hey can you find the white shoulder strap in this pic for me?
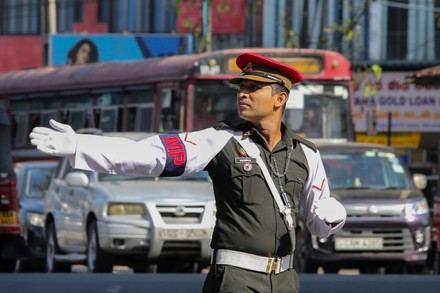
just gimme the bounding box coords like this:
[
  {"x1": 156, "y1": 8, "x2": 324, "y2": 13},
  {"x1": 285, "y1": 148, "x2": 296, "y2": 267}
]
[{"x1": 233, "y1": 131, "x2": 294, "y2": 231}]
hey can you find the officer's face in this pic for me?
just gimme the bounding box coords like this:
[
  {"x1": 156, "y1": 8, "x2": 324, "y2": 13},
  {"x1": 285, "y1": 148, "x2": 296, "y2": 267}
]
[{"x1": 237, "y1": 80, "x2": 277, "y2": 123}]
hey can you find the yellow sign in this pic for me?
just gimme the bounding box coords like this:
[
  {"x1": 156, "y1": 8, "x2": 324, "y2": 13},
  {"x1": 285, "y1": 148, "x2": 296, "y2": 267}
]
[
  {"x1": 227, "y1": 57, "x2": 322, "y2": 74},
  {"x1": 0, "y1": 211, "x2": 17, "y2": 224},
  {"x1": 356, "y1": 132, "x2": 421, "y2": 149}
]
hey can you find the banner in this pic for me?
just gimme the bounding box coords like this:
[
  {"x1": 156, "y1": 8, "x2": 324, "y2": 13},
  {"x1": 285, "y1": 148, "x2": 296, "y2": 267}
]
[
  {"x1": 50, "y1": 34, "x2": 193, "y2": 66},
  {"x1": 354, "y1": 72, "x2": 440, "y2": 132}
]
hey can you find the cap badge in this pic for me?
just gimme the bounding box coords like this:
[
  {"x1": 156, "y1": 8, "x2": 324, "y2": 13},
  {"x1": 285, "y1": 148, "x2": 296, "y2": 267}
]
[{"x1": 243, "y1": 62, "x2": 253, "y2": 73}]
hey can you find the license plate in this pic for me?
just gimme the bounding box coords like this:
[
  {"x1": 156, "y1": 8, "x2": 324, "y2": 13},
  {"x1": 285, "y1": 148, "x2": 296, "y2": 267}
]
[
  {"x1": 0, "y1": 211, "x2": 17, "y2": 224},
  {"x1": 159, "y1": 229, "x2": 209, "y2": 240},
  {"x1": 334, "y1": 237, "x2": 383, "y2": 250}
]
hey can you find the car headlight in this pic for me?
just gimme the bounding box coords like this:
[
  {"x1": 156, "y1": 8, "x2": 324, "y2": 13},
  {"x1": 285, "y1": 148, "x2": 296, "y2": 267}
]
[
  {"x1": 405, "y1": 199, "x2": 429, "y2": 216},
  {"x1": 107, "y1": 203, "x2": 146, "y2": 216},
  {"x1": 27, "y1": 212, "x2": 44, "y2": 227}
]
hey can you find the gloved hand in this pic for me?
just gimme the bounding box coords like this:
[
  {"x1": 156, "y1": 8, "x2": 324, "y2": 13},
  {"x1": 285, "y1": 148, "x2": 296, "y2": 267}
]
[
  {"x1": 314, "y1": 197, "x2": 346, "y2": 224},
  {"x1": 29, "y1": 119, "x2": 78, "y2": 156}
]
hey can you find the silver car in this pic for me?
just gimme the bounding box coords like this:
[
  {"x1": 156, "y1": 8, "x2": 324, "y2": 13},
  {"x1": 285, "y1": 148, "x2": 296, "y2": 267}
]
[{"x1": 43, "y1": 133, "x2": 216, "y2": 273}]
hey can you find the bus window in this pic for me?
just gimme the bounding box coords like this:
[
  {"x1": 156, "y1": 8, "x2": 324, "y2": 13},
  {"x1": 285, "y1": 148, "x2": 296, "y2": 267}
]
[
  {"x1": 28, "y1": 97, "x2": 58, "y2": 138},
  {"x1": 68, "y1": 109, "x2": 87, "y2": 130},
  {"x1": 61, "y1": 95, "x2": 90, "y2": 130},
  {"x1": 159, "y1": 88, "x2": 179, "y2": 132},
  {"x1": 126, "y1": 90, "x2": 155, "y2": 132},
  {"x1": 94, "y1": 92, "x2": 123, "y2": 132},
  {"x1": 11, "y1": 100, "x2": 29, "y2": 146},
  {"x1": 284, "y1": 84, "x2": 351, "y2": 140},
  {"x1": 297, "y1": 99, "x2": 323, "y2": 138},
  {"x1": 138, "y1": 107, "x2": 154, "y2": 132},
  {"x1": 99, "y1": 107, "x2": 119, "y2": 132},
  {"x1": 193, "y1": 96, "x2": 218, "y2": 130},
  {"x1": 11, "y1": 112, "x2": 27, "y2": 146},
  {"x1": 191, "y1": 80, "x2": 238, "y2": 131}
]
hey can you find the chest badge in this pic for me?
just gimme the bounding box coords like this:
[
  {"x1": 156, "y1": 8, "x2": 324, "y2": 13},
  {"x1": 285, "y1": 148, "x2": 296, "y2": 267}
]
[
  {"x1": 239, "y1": 147, "x2": 247, "y2": 157},
  {"x1": 243, "y1": 162, "x2": 253, "y2": 172}
]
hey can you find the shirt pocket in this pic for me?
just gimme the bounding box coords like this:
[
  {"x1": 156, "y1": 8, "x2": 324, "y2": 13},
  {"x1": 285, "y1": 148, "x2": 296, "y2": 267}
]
[
  {"x1": 285, "y1": 169, "x2": 307, "y2": 209},
  {"x1": 230, "y1": 162, "x2": 265, "y2": 204}
]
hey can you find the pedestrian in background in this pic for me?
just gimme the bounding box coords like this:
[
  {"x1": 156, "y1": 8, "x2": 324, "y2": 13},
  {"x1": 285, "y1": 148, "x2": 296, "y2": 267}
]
[{"x1": 30, "y1": 53, "x2": 346, "y2": 293}]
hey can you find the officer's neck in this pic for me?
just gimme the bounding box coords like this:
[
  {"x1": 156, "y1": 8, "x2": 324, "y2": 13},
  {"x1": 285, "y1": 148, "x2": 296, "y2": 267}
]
[{"x1": 251, "y1": 120, "x2": 282, "y2": 151}]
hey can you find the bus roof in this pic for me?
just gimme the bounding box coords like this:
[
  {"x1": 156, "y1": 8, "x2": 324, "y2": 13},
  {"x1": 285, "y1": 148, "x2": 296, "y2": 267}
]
[{"x1": 0, "y1": 48, "x2": 351, "y2": 95}]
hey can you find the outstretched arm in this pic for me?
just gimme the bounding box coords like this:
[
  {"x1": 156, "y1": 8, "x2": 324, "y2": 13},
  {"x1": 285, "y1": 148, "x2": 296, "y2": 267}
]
[{"x1": 30, "y1": 120, "x2": 233, "y2": 177}]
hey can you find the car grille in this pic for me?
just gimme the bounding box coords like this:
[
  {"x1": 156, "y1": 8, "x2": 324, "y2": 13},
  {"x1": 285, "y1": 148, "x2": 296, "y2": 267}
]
[
  {"x1": 345, "y1": 204, "x2": 405, "y2": 218},
  {"x1": 156, "y1": 205, "x2": 205, "y2": 224},
  {"x1": 335, "y1": 228, "x2": 414, "y2": 253},
  {"x1": 161, "y1": 241, "x2": 201, "y2": 256}
]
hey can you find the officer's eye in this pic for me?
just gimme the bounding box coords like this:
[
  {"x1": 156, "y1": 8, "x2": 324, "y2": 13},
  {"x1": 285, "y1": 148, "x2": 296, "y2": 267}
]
[{"x1": 239, "y1": 84, "x2": 260, "y2": 92}]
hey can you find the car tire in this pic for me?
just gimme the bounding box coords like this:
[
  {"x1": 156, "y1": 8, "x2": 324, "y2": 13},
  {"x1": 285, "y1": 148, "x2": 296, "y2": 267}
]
[
  {"x1": 132, "y1": 264, "x2": 157, "y2": 273},
  {"x1": 16, "y1": 258, "x2": 45, "y2": 272},
  {"x1": 0, "y1": 259, "x2": 16, "y2": 272},
  {"x1": 87, "y1": 220, "x2": 113, "y2": 273},
  {"x1": 322, "y1": 265, "x2": 339, "y2": 274},
  {"x1": 45, "y1": 222, "x2": 71, "y2": 273}
]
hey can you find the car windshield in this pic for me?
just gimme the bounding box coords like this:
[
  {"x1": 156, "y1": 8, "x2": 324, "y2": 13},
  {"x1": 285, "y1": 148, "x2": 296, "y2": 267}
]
[
  {"x1": 98, "y1": 171, "x2": 211, "y2": 182},
  {"x1": 321, "y1": 149, "x2": 412, "y2": 190},
  {"x1": 25, "y1": 166, "x2": 56, "y2": 198}
]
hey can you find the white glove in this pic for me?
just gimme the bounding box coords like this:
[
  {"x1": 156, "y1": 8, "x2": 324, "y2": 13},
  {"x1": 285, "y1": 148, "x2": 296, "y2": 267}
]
[
  {"x1": 314, "y1": 197, "x2": 346, "y2": 224},
  {"x1": 29, "y1": 119, "x2": 78, "y2": 156}
]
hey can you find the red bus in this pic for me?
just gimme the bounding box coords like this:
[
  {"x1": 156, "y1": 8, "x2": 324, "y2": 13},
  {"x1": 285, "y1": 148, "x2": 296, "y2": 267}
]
[{"x1": 0, "y1": 48, "x2": 354, "y2": 160}]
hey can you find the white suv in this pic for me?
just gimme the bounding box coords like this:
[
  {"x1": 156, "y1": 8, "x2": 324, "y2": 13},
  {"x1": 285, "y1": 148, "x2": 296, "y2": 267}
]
[{"x1": 43, "y1": 132, "x2": 216, "y2": 273}]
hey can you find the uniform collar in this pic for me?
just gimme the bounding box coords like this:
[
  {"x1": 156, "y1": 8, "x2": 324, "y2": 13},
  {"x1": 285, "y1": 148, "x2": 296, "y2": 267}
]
[{"x1": 239, "y1": 122, "x2": 297, "y2": 152}]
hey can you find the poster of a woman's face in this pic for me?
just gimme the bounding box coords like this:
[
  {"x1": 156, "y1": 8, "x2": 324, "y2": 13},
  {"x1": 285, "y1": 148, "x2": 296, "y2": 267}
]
[{"x1": 67, "y1": 39, "x2": 99, "y2": 65}]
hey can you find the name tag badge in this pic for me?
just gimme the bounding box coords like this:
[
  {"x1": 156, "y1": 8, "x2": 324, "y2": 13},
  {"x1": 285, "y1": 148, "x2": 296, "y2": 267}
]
[
  {"x1": 235, "y1": 157, "x2": 256, "y2": 173},
  {"x1": 235, "y1": 157, "x2": 257, "y2": 164}
]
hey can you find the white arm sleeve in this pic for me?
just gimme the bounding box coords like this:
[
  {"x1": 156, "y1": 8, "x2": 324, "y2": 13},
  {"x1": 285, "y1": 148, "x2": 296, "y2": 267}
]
[
  {"x1": 70, "y1": 127, "x2": 233, "y2": 177},
  {"x1": 300, "y1": 145, "x2": 345, "y2": 238}
]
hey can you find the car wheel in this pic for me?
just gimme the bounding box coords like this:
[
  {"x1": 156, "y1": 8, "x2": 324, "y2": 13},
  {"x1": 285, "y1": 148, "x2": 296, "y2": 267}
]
[
  {"x1": 45, "y1": 222, "x2": 71, "y2": 273},
  {"x1": 133, "y1": 264, "x2": 157, "y2": 273},
  {"x1": 87, "y1": 220, "x2": 113, "y2": 273},
  {"x1": 360, "y1": 267, "x2": 383, "y2": 274},
  {"x1": 322, "y1": 265, "x2": 339, "y2": 274},
  {"x1": 0, "y1": 259, "x2": 16, "y2": 272},
  {"x1": 16, "y1": 259, "x2": 33, "y2": 272}
]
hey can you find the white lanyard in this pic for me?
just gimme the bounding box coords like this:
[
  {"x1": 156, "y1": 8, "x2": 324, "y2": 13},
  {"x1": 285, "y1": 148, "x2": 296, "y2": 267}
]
[{"x1": 233, "y1": 132, "x2": 296, "y2": 252}]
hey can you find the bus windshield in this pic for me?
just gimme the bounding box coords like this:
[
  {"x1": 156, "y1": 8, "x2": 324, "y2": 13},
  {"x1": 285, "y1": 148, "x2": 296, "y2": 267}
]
[
  {"x1": 191, "y1": 80, "x2": 241, "y2": 130},
  {"x1": 284, "y1": 83, "x2": 352, "y2": 140},
  {"x1": 191, "y1": 80, "x2": 353, "y2": 141}
]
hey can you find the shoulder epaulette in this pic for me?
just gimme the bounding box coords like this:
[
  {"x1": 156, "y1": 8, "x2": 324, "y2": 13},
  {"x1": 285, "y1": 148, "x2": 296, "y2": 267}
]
[{"x1": 292, "y1": 133, "x2": 317, "y2": 153}]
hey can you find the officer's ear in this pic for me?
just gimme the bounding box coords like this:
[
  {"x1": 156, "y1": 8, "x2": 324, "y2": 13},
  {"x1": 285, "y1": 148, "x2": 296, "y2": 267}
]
[{"x1": 274, "y1": 91, "x2": 289, "y2": 109}]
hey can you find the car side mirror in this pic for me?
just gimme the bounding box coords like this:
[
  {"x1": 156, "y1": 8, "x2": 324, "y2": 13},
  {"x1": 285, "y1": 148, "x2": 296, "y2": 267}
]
[
  {"x1": 66, "y1": 172, "x2": 89, "y2": 188},
  {"x1": 413, "y1": 173, "x2": 427, "y2": 190}
]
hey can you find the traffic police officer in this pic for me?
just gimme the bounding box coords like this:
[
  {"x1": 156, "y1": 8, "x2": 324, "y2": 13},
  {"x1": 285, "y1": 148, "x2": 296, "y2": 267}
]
[{"x1": 30, "y1": 53, "x2": 346, "y2": 293}]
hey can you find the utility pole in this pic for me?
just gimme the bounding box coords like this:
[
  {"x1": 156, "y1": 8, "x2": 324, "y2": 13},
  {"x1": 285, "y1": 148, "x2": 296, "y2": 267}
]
[
  {"x1": 48, "y1": 0, "x2": 57, "y2": 34},
  {"x1": 202, "y1": 0, "x2": 212, "y2": 52}
]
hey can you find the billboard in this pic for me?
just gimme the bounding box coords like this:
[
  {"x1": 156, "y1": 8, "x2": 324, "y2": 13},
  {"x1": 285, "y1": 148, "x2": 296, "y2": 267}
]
[
  {"x1": 50, "y1": 34, "x2": 194, "y2": 66},
  {"x1": 354, "y1": 72, "x2": 440, "y2": 133}
]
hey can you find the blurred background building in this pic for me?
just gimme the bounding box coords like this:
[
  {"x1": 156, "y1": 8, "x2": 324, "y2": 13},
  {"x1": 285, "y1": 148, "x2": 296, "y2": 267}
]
[{"x1": 1, "y1": 0, "x2": 440, "y2": 180}]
